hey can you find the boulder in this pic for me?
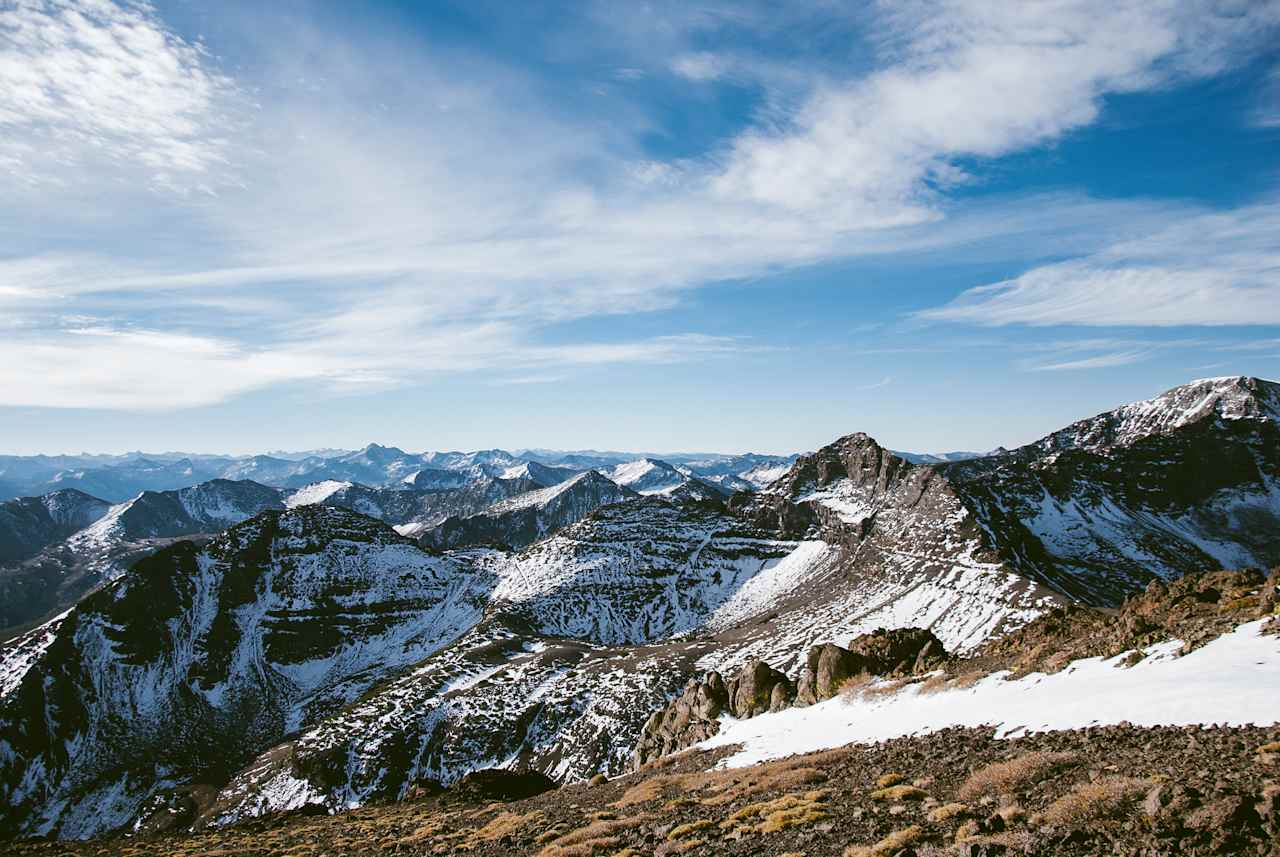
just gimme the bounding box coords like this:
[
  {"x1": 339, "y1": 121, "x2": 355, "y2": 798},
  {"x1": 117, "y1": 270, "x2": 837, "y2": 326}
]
[
  {"x1": 795, "y1": 643, "x2": 868, "y2": 706},
  {"x1": 452, "y1": 768, "x2": 557, "y2": 802},
  {"x1": 726, "y1": 659, "x2": 792, "y2": 718}
]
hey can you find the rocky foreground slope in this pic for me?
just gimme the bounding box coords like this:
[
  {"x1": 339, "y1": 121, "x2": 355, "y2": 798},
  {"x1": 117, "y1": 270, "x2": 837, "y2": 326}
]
[{"x1": 1, "y1": 377, "x2": 1278, "y2": 843}]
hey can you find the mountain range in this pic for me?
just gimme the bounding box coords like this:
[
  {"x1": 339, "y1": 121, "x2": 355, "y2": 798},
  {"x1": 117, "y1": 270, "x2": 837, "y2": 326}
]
[
  {"x1": 0, "y1": 446, "x2": 799, "y2": 504},
  {"x1": 1, "y1": 376, "x2": 1278, "y2": 841}
]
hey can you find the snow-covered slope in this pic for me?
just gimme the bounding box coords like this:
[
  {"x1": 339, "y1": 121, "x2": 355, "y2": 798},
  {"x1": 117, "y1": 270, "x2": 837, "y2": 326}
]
[
  {"x1": 65, "y1": 479, "x2": 284, "y2": 565},
  {"x1": 601, "y1": 458, "x2": 694, "y2": 496},
  {"x1": 0, "y1": 506, "x2": 489, "y2": 840},
  {"x1": 942, "y1": 376, "x2": 1280, "y2": 603},
  {"x1": 0, "y1": 480, "x2": 285, "y2": 636},
  {"x1": 701, "y1": 618, "x2": 1280, "y2": 768},
  {"x1": 498, "y1": 460, "x2": 579, "y2": 486},
  {"x1": 422, "y1": 470, "x2": 637, "y2": 550},
  {"x1": 0, "y1": 490, "x2": 110, "y2": 564}
]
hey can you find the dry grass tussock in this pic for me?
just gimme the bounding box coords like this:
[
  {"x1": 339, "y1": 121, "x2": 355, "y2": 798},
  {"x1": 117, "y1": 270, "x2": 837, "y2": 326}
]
[
  {"x1": 1037, "y1": 776, "x2": 1150, "y2": 828},
  {"x1": 614, "y1": 752, "x2": 838, "y2": 810},
  {"x1": 957, "y1": 751, "x2": 1077, "y2": 801},
  {"x1": 916, "y1": 673, "x2": 951, "y2": 695},
  {"x1": 535, "y1": 813, "x2": 651, "y2": 857},
  {"x1": 720, "y1": 789, "x2": 830, "y2": 835},
  {"x1": 838, "y1": 672, "x2": 875, "y2": 700},
  {"x1": 949, "y1": 670, "x2": 987, "y2": 689},
  {"x1": 868, "y1": 783, "x2": 928, "y2": 802},
  {"x1": 843, "y1": 824, "x2": 924, "y2": 857},
  {"x1": 927, "y1": 802, "x2": 970, "y2": 823}
]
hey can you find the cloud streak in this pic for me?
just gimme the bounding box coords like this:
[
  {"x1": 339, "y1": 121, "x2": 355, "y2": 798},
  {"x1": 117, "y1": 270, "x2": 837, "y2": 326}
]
[{"x1": 917, "y1": 200, "x2": 1280, "y2": 327}]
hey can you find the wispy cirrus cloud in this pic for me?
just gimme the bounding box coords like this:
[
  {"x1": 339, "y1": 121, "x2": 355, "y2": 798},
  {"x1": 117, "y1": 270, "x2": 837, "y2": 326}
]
[
  {"x1": 917, "y1": 200, "x2": 1280, "y2": 327},
  {"x1": 0, "y1": 0, "x2": 242, "y2": 190},
  {"x1": 1028, "y1": 350, "x2": 1154, "y2": 372}
]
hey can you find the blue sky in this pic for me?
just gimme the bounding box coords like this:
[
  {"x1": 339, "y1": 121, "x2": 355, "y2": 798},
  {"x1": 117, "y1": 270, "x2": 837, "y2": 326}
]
[{"x1": 1, "y1": 0, "x2": 1279, "y2": 456}]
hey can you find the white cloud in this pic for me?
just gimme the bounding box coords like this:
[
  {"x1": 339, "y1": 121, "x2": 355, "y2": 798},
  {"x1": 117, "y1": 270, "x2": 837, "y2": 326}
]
[
  {"x1": 0, "y1": 0, "x2": 241, "y2": 188},
  {"x1": 711, "y1": 0, "x2": 1280, "y2": 224},
  {"x1": 0, "y1": 322, "x2": 751, "y2": 410},
  {"x1": 918, "y1": 201, "x2": 1280, "y2": 326},
  {"x1": 671, "y1": 52, "x2": 729, "y2": 81}
]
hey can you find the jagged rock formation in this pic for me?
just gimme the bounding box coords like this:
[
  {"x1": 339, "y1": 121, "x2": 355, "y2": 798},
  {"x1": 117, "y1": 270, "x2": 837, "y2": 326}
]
[
  {"x1": 767, "y1": 377, "x2": 1280, "y2": 606},
  {"x1": 632, "y1": 672, "x2": 729, "y2": 765},
  {"x1": 727, "y1": 658, "x2": 794, "y2": 717}
]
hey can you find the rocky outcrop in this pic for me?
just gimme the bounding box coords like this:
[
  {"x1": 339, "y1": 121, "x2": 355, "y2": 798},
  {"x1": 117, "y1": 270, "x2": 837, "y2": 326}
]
[
  {"x1": 633, "y1": 628, "x2": 948, "y2": 768},
  {"x1": 631, "y1": 672, "x2": 728, "y2": 766},
  {"x1": 846, "y1": 627, "x2": 947, "y2": 675},
  {"x1": 793, "y1": 629, "x2": 946, "y2": 706},
  {"x1": 631, "y1": 656, "x2": 797, "y2": 771},
  {"x1": 725, "y1": 491, "x2": 817, "y2": 539}
]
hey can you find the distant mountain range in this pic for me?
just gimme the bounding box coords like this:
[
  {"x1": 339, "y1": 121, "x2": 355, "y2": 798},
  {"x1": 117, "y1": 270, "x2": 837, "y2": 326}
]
[
  {"x1": 2, "y1": 376, "x2": 1278, "y2": 840},
  {"x1": 0, "y1": 445, "x2": 801, "y2": 503}
]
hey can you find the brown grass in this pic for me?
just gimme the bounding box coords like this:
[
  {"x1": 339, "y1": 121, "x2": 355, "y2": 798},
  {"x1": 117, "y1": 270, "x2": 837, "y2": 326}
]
[
  {"x1": 616, "y1": 756, "x2": 830, "y2": 811},
  {"x1": 667, "y1": 819, "x2": 715, "y2": 840},
  {"x1": 861, "y1": 678, "x2": 907, "y2": 699},
  {"x1": 720, "y1": 790, "x2": 829, "y2": 834},
  {"x1": 613, "y1": 775, "x2": 674, "y2": 808},
  {"x1": 957, "y1": 751, "x2": 1077, "y2": 801},
  {"x1": 468, "y1": 810, "x2": 546, "y2": 844},
  {"x1": 1257, "y1": 741, "x2": 1280, "y2": 754},
  {"x1": 536, "y1": 814, "x2": 651, "y2": 857},
  {"x1": 843, "y1": 825, "x2": 924, "y2": 857},
  {"x1": 949, "y1": 670, "x2": 987, "y2": 689},
  {"x1": 867, "y1": 784, "x2": 927, "y2": 802},
  {"x1": 927, "y1": 802, "x2": 970, "y2": 823},
  {"x1": 916, "y1": 673, "x2": 951, "y2": 695},
  {"x1": 1038, "y1": 776, "x2": 1149, "y2": 828},
  {"x1": 875, "y1": 772, "x2": 905, "y2": 788},
  {"x1": 837, "y1": 672, "x2": 876, "y2": 701}
]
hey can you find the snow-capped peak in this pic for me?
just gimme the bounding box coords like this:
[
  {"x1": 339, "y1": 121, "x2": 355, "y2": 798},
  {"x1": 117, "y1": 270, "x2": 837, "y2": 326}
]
[
  {"x1": 1048, "y1": 375, "x2": 1280, "y2": 453},
  {"x1": 487, "y1": 470, "x2": 609, "y2": 513},
  {"x1": 600, "y1": 458, "x2": 686, "y2": 495}
]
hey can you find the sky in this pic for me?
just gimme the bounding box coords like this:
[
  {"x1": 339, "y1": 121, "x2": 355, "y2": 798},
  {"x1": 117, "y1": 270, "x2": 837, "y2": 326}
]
[{"x1": 1, "y1": 0, "x2": 1279, "y2": 457}]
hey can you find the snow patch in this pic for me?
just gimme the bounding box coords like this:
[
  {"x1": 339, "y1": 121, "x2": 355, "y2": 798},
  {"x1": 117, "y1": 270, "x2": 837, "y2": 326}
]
[
  {"x1": 285, "y1": 481, "x2": 352, "y2": 508},
  {"x1": 702, "y1": 619, "x2": 1280, "y2": 768}
]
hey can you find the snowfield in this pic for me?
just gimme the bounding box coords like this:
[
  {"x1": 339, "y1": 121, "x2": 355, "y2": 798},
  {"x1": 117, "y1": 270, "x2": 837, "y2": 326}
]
[
  {"x1": 285, "y1": 481, "x2": 352, "y2": 508},
  {"x1": 701, "y1": 619, "x2": 1280, "y2": 768}
]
